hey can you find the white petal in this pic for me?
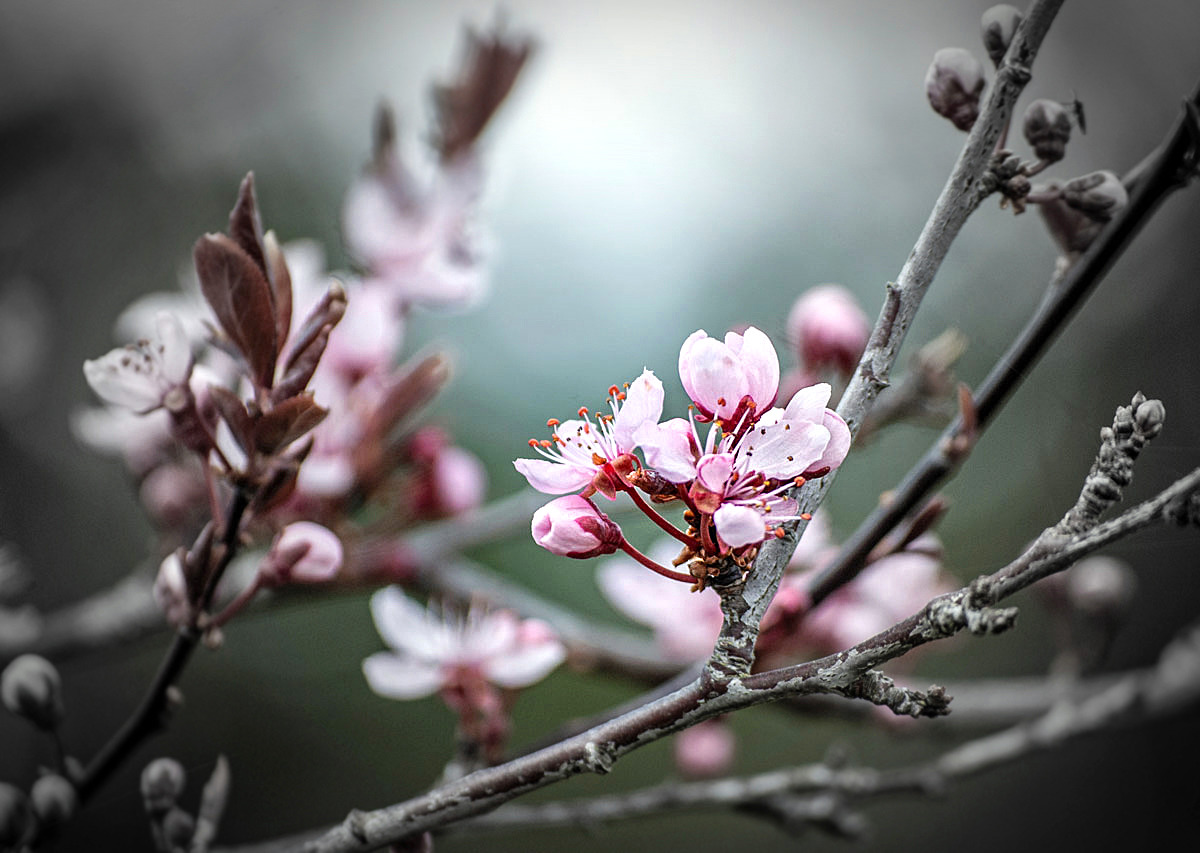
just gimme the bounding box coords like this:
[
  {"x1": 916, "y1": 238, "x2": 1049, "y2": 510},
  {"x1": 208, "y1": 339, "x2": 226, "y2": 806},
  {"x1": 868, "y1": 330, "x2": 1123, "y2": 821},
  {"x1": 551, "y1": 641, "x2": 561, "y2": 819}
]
[
  {"x1": 714, "y1": 504, "x2": 767, "y2": 549},
  {"x1": 154, "y1": 311, "x2": 192, "y2": 384},
  {"x1": 685, "y1": 337, "x2": 747, "y2": 420},
  {"x1": 742, "y1": 420, "x2": 830, "y2": 480},
  {"x1": 483, "y1": 639, "x2": 566, "y2": 688},
  {"x1": 729, "y1": 326, "x2": 779, "y2": 408},
  {"x1": 613, "y1": 369, "x2": 663, "y2": 451},
  {"x1": 781, "y1": 382, "x2": 833, "y2": 423},
  {"x1": 362, "y1": 652, "x2": 445, "y2": 700},
  {"x1": 83, "y1": 351, "x2": 166, "y2": 412},
  {"x1": 370, "y1": 586, "x2": 443, "y2": 660}
]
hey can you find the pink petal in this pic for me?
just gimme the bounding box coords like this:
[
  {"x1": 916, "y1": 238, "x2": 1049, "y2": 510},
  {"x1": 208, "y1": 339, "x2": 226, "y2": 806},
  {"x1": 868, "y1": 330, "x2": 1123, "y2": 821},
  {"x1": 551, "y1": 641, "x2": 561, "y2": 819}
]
[
  {"x1": 742, "y1": 420, "x2": 830, "y2": 480},
  {"x1": 685, "y1": 337, "x2": 748, "y2": 420},
  {"x1": 512, "y1": 458, "x2": 594, "y2": 495},
  {"x1": 781, "y1": 382, "x2": 833, "y2": 423},
  {"x1": 726, "y1": 326, "x2": 779, "y2": 409},
  {"x1": 696, "y1": 453, "x2": 734, "y2": 493},
  {"x1": 634, "y1": 419, "x2": 698, "y2": 483},
  {"x1": 810, "y1": 410, "x2": 851, "y2": 474}
]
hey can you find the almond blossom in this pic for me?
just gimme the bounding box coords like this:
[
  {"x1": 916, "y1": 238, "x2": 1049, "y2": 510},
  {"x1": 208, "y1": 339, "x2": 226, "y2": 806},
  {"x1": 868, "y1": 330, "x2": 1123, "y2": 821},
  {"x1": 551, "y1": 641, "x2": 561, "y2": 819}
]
[
  {"x1": 513, "y1": 369, "x2": 664, "y2": 499},
  {"x1": 362, "y1": 587, "x2": 566, "y2": 700},
  {"x1": 82, "y1": 312, "x2": 193, "y2": 414}
]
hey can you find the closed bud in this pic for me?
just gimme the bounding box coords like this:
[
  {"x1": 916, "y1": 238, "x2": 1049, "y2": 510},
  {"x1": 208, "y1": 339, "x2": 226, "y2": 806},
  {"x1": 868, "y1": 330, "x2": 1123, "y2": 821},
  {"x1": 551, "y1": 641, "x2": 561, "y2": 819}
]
[
  {"x1": 30, "y1": 774, "x2": 76, "y2": 830},
  {"x1": 258, "y1": 522, "x2": 344, "y2": 586},
  {"x1": 531, "y1": 495, "x2": 622, "y2": 558},
  {"x1": 1062, "y1": 170, "x2": 1128, "y2": 222},
  {"x1": 141, "y1": 757, "x2": 186, "y2": 816},
  {"x1": 1, "y1": 654, "x2": 64, "y2": 730},
  {"x1": 0, "y1": 783, "x2": 31, "y2": 847},
  {"x1": 981, "y1": 5, "x2": 1023, "y2": 65},
  {"x1": 1023, "y1": 99, "x2": 1072, "y2": 163},
  {"x1": 925, "y1": 48, "x2": 985, "y2": 132},
  {"x1": 1134, "y1": 398, "x2": 1166, "y2": 439}
]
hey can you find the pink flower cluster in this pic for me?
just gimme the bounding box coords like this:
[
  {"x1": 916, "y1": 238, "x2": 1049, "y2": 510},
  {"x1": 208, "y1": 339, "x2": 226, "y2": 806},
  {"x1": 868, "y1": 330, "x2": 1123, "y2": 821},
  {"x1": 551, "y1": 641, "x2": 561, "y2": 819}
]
[{"x1": 515, "y1": 327, "x2": 851, "y2": 587}]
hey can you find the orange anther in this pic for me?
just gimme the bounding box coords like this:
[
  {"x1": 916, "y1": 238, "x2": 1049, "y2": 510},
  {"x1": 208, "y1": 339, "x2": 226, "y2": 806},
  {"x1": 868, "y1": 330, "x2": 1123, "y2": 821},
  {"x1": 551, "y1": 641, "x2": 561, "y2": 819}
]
[
  {"x1": 547, "y1": 418, "x2": 560, "y2": 427},
  {"x1": 774, "y1": 528, "x2": 786, "y2": 538},
  {"x1": 800, "y1": 512, "x2": 812, "y2": 521},
  {"x1": 527, "y1": 439, "x2": 539, "y2": 447},
  {"x1": 617, "y1": 392, "x2": 626, "y2": 401},
  {"x1": 793, "y1": 476, "x2": 806, "y2": 487},
  {"x1": 578, "y1": 406, "x2": 589, "y2": 417},
  {"x1": 608, "y1": 385, "x2": 620, "y2": 396},
  {"x1": 540, "y1": 440, "x2": 552, "y2": 448}
]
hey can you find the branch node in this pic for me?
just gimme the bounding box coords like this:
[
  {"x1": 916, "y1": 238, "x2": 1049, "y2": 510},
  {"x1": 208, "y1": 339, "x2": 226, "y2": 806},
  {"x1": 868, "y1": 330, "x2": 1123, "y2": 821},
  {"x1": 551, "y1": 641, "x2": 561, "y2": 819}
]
[{"x1": 582, "y1": 741, "x2": 616, "y2": 775}]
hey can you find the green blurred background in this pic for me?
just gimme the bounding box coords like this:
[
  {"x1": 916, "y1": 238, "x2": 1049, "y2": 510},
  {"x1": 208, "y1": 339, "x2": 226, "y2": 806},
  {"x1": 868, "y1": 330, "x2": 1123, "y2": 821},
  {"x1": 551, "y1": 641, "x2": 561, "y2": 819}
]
[{"x1": 2, "y1": 1, "x2": 1200, "y2": 850}]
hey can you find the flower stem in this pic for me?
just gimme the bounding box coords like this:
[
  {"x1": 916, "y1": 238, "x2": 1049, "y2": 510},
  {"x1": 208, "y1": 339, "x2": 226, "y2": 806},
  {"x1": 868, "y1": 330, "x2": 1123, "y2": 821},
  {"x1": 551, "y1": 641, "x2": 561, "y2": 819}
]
[
  {"x1": 617, "y1": 539, "x2": 695, "y2": 584},
  {"x1": 207, "y1": 575, "x2": 263, "y2": 629},
  {"x1": 621, "y1": 486, "x2": 699, "y2": 549}
]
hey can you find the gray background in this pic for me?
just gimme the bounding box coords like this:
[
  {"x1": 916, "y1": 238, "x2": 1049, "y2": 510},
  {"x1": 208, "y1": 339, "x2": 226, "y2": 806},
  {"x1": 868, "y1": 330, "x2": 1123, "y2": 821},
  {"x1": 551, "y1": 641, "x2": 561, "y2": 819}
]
[{"x1": 1, "y1": 1, "x2": 1199, "y2": 850}]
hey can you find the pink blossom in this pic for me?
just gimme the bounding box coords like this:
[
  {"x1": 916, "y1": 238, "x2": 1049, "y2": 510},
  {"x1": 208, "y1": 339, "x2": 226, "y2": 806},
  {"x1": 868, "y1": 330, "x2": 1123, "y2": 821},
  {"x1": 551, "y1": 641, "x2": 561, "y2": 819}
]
[
  {"x1": 794, "y1": 535, "x2": 953, "y2": 654},
  {"x1": 678, "y1": 326, "x2": 779, "y2": 425},
  {"x1": 639, "y1": 384, "x2": 850, "y2": 549},
  {"x1": 786, "y1": 284, "x2": 870, "y2": 376},
  {"x1": 674, "y1": 720, "x2": 735, "y2": 778},
  {"x1": 514, "y1": 369, "x2": 664, "y2": 499},
  {"x1": 597, "y1": 540, "x2": 723, "y2": 661},
  {"x1": 82, "y1": 312, "x2": 192, "y2": 414},
  {"x1": 427, "y1": 445, "x2": 488, "y2": 516},
  {"x1": 343, "y1": 147, "x2": 488, "y2": 310},
  {"x1": 258, "y1": 522, "x2": 343, "y2": 586},
  {"x1": 318, "y1": 282, "x2": 404, "y2": 382},
  {"x1": 531, "y1": 496, "x2": 623, "y2": 559},
  {"x1": 362, "y1": 588, "x2": 566, "y2": 699}
]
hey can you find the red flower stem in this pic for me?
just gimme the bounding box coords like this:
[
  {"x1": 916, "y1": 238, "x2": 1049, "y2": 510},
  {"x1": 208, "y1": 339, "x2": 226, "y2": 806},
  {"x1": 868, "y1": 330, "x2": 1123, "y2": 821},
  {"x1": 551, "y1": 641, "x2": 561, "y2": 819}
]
[
  {"x1": 621, "y1": 486, "x2": 699, "y2": 549},
  {"x1": 617, "y1": 539, "x2": 694, "y2": 584},
  {"x1": 207, "y1": 575, "x2": 263, "y2": 629}
]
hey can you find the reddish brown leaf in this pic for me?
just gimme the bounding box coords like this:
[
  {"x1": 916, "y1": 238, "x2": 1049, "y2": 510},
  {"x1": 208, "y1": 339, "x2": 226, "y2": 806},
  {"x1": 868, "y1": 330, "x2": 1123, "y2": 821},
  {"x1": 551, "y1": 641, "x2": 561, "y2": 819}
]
[
  {"x1": 263, "y1": 230, "x2": 293, "y2": 355},
  {"x1": 207, "y1": 384, "x2": 254, "y2": 456},
  {"x1": 273, "y1": 325, "x2": 330, "y2": 404},
  {"x1": 194, "y1": 233, "x2": 279, "y2": 390},
  {"x1": 254, "y1": 392, "x2": 328, "y2": 455},
  {"x1": 228, "y1": 172, "x2": 268, "y2": 278},
  {"x1": 366, "y1": 353, "x2": 451, "y2": 443},
  {"x1": 432, "y1": 25, "x2": 535, "y2": 162}
]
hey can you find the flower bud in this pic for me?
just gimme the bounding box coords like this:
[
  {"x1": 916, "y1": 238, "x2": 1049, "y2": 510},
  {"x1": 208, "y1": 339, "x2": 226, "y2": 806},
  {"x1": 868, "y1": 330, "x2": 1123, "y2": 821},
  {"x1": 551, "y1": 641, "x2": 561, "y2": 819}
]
[
  {"x1": 141, "y1": 757, "x2": 186, "y2": 816},
  {"x1": 1023, "y1": 99, "x2": 1072, "y2": 163},
  {"x1": 30, "y1": 773, "x2": 76, "y2": 830},
  {"x1": 531, "y1": 496, "x2": 622, "y2": 558},
  {"x1": 153, "y1": 552, "x2": 192, "y2": 628},
  {"x1": 0, "y1": 783, "x2": 31, "y2": 847},
  {"x1": 258, "y1": 522, "x2": 344, "y2": 586},
  {"x1": 981, "y1": 5, "x2": 1023, "y2": 65},
  {"x1": 1134, "y1": 398, "x2": 1166, "y2": 439},
  {"x1": 1065, "y1": 556, "x2": 1136, "y2": 621},
  {"x1": 1062, "y1": 170, "x2": 1128, "y2": 222},
  {"x1": 786, "y1": 284, "x2": 870, "y2": 376},
  {"x1": 1, "y1": 654, "x2": 64, "y2": 730},
  {"x1": 162, "y1": 807, "x2": 196, "y2": 848},
  {"x1": 925, "y1": 48, "x2": 985, "y2": 131}
]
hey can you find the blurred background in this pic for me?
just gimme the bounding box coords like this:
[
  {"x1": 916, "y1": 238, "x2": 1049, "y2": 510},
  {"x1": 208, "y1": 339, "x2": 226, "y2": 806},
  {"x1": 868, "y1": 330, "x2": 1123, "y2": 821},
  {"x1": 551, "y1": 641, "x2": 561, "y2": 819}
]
[{"x1": 2, "y1": 0, "x2": 1200, "y2": 850}]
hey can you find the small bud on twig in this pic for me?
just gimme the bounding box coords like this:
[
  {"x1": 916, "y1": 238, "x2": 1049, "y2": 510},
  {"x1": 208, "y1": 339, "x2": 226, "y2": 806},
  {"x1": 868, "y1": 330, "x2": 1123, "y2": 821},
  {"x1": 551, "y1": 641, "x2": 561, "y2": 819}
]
[
  {"x1": 141, "y1": 758, "x2": 186, "y2": 816},
  {"x1": 981, "y1": 5, "x2": 1023, "y2": 66},
  {"x1": 1, "y1": 654, "x2": 64, "y2": 730},
  {"x1": 1023, "y1": 99, "x2": 1072, "y2": 163},
  {"x1": 926, "y1": 48, "x2": 985, "y2": 132},
  {"x1": 30, "y1": 773, "x2": 76, "y2": 831},
  {"x1": 1061, "y1": 170, "x2": 1128, "y2": 222}
]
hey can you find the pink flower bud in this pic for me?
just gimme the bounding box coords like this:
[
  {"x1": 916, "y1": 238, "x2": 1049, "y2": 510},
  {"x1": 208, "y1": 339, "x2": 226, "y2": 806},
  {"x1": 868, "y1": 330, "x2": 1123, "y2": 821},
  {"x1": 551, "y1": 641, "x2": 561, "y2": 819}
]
[
  {"x1": 926, "y1": 48, "x2": 985, "y2": 131},
  {"x1": 674, "y1": 720, "x2": 735, "y2": 778},
  {"x1": 531, "y1": 495, "x2": 622, "y2": 558},
  {"x1": 259, "y1": 522, "x2": 344, "y2": 585},
  {"x1": 786, "y1": 284, "x2": 870, "y2": 376},
  {"x1": 678, "y1": 326, "x2": 779, "y2": 425}
]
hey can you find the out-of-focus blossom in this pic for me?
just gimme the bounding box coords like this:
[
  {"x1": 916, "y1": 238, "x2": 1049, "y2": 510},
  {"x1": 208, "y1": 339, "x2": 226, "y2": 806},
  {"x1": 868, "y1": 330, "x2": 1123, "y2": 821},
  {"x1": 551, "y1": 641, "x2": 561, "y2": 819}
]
[
  {"x1": 1023, "y1": 99, "x2": 1072, "y2": 164},
  {"x1": 407, "y1": 427, "x2": 488, "y2": 517},
  {"x1": 597, "y1": 539, "x2": 724, "y2": 661},
  {"x1": 0, "y1": 654, "x2": 64, "y2": 731},
  {"x1": 153, "y1": 552, "x2": 192, "y2": 628},
  {"x1": 981, "y1": 4, "x2": 1023, "y2": 65},
  {"x1": 925, "y1": 47, "x2": 985, "y2": 131},
  {"x1": 675, "y1": 720, "x2": 735, "y2": 778},
  {"x1": 514, "y1": 369, "x2": 664, "y2": 499},
  {"x1": 83, "y1": 312, "x2": 192, "y2": 414},
  {"x1": 792, "y1": 535, "x2": 953, "y2": 654},
  {"x1": 318, "y1": 282, "x2": 404, "y2": 382},
  {"x1": 71, "y1": 405, "x2": 174, "y2": 476},
  {"x1": 786, "y1": 284, "x2": 870, "y2": 377},
  {"x1": 362, "y1": 587, "x2": 565, "y2": 700},
  {"x1": 258, "y1": 522, "x2": 343, "y2": 586},
  {"x1": 343, "y1": 141, "x2": 488, "y2": 311},
  {"x1": 531, "y1": 495, "x2": 623, "y2": 558},
  {"x1": 138, "y1": 463, "x2": 208, "y2": 529},
  {"x1": 678, "y1": 327, "x2": 779, "y2": 426}
]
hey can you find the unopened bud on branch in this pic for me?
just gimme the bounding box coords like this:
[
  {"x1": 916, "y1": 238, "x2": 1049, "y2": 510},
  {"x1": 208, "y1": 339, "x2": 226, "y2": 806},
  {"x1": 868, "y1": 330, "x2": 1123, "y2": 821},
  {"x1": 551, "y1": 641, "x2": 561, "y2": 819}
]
[
  {"x1": 1, "y1": 654, "x2": 64, "y2": 730},
  {"x1": 258, "y1": 522, "x2": 344, "y2": 586},
  {"x1": 30, "y1": 774, "x2": 76, "y2": 831},
  {"x1": 1065, "y1": 556, "x2": 1136, "y2": 622},
  {"x1": 926, "y1": 48, "x2": 985, "y2": 131},
  {"x1": 981, "y1": 5, "x2": 1023, "y2": 66},
  {"x1": 1023, "y1": 99, "x2": 1072, "y2": 163},
  {"x1": 532, "y1": 495, "x2": 622, "y2": 558},
  {"x1": 141, "y1": 758, "x2": 186, "y2": 816},
  {"x1": 0, "y1": 783, "x2": 31, "y2": 847},
  {"x1": 1062, "y1": 170, "x2": 1128, "y2": 222}
]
